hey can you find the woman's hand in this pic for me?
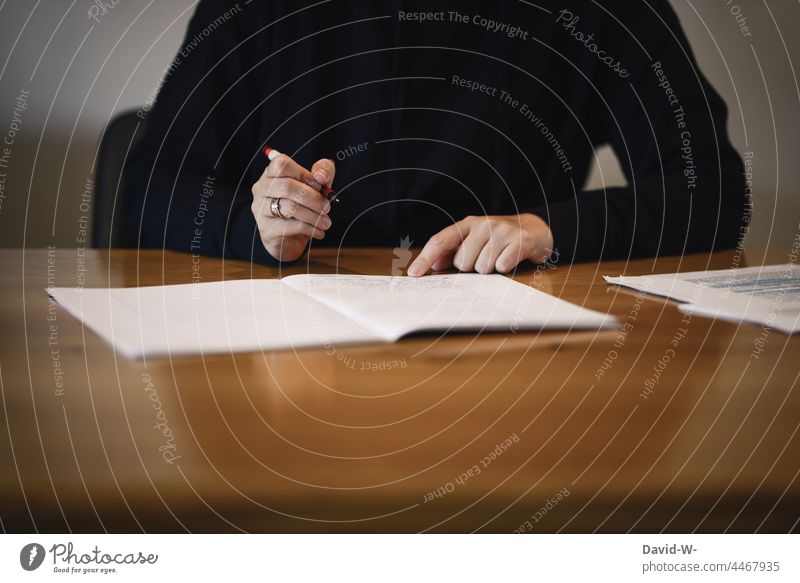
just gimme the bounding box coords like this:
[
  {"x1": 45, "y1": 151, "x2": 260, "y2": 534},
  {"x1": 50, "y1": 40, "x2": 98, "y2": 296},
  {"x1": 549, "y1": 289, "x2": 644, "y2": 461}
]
[
  {"x1": 251, "y1": 154, "x2": 335, "y2": 262},
  {"x1": 407, "y1": 213, "x2": 554, "y2": 276}
]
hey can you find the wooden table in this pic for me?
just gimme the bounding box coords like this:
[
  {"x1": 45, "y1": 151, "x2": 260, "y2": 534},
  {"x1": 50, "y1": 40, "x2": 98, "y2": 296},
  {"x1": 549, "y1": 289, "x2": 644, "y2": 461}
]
[{"x1": 1, "y1": 248, "x2": 798, "y2": 532}]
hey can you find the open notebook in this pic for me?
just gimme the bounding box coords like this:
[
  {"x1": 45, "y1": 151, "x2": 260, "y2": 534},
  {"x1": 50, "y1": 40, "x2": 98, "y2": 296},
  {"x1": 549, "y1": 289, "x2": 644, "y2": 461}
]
[{"x1": 48, "y1": 274, "x2": 618, "y2": 358}]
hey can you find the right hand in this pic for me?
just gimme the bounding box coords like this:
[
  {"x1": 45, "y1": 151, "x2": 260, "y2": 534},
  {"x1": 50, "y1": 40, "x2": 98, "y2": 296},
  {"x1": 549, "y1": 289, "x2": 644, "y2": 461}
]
[{"x1": 251, "y1": 154, "x2": 335, "y2": 262}]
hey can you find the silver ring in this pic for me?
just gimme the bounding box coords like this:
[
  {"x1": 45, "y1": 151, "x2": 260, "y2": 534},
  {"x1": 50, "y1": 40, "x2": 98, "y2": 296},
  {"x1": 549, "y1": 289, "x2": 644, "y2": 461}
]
[{"x1": 270, "y1": 198, "x2": 285, "y2": 219}]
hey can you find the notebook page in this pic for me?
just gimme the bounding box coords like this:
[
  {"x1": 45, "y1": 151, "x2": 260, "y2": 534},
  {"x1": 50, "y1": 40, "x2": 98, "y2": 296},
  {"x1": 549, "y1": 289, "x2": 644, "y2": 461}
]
[
  {"x1": 48, "y1": 279, "x2": 381, "y2": 358},
  {"x1": 282, "y1": 273, "x2": 616, "y2": 341}
]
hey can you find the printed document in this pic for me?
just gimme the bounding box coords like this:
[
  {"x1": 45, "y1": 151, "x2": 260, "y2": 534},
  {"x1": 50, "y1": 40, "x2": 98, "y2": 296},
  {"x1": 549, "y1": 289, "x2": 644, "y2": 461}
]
[{"x1": 605, "y1": 264, "x2": 799, "y2": 334}]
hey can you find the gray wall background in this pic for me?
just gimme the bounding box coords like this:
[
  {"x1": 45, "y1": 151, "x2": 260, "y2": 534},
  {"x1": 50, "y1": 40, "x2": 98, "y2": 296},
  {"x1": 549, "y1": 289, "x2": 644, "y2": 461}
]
[{"x1": 0, "y1": 1, "x2": 797, "y2": 252}]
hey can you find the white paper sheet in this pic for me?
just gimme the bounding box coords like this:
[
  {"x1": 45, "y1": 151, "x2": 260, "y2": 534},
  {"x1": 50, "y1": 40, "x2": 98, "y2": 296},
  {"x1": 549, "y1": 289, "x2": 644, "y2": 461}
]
[
  {"x1": 283, "y1": 273, "x2": 617, "y2": 341},
  {"x1": 48, "y1": 280, "x2": 380, "y2": 358},
  {"x1": 604, "y1": 264, "x2": 800, "y2": 334}
]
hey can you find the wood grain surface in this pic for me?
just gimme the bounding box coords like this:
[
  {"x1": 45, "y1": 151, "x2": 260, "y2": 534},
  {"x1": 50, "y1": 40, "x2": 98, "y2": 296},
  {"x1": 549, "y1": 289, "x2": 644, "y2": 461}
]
[{"x1": 0, "y1": 247, "x2": 797, "y2": 532}]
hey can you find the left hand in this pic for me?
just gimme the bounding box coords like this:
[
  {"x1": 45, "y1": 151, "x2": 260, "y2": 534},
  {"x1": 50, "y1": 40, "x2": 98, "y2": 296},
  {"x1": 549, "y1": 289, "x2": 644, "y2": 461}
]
[{"x1": 407, "y1": 213, "x2": 554, "y2": 276}]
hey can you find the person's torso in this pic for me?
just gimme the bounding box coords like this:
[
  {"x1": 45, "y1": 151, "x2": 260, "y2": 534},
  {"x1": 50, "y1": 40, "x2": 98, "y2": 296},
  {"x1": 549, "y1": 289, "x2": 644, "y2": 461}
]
[{"x1": 248, "y1": 0, "x2": 618, "y2": 246}]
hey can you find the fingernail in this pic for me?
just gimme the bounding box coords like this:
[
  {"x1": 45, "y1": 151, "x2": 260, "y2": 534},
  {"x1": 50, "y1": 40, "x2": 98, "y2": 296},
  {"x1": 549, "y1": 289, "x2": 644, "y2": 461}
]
[
  {"x1": 408, "y1": 264, "x2": 421, "y2": 276},
  {"x1": 313, "y1": 170, "x2": 328, "y2": 183},
  {"x1": 323, "y1": 201, "x2": 331, "y2": 213}
]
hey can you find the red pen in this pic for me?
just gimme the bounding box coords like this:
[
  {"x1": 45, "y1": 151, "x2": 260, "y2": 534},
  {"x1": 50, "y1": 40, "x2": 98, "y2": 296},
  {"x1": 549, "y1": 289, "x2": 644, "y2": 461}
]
[{"x1": 263, "y1": 147, "x2": 338, "y2": 202}]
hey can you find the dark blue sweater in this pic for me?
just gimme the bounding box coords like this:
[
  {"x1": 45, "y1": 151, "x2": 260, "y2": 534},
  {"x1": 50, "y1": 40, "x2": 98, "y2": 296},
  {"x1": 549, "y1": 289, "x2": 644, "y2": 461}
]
[{"x1": 124, "y1": 0, "x2": 746, "y2": 265}]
